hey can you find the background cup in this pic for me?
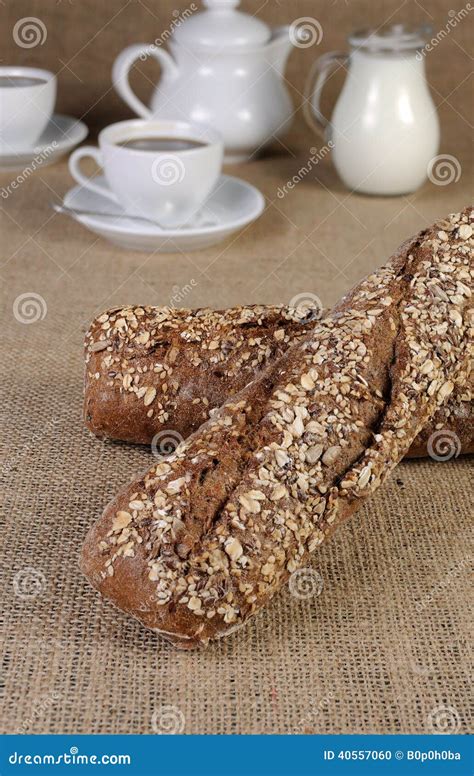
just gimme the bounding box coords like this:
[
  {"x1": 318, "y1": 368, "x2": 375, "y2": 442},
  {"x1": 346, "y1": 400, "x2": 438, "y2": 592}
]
[
  {"x1": 68, "y1": 119, "x2": 223, "y2": 228},
  {"x1": 0, "y1": 67, "x2": 56, "y2": 152}
]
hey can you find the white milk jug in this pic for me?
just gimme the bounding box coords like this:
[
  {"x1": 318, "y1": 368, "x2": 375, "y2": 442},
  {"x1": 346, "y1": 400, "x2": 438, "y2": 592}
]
[{"x1": 305, "y1": 25, "x2": 440, "y2": 195}]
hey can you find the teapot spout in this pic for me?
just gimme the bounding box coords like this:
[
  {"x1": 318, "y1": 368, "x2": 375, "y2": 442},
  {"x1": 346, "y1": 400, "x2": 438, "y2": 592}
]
[{"x1": 266, "y1": 25, "x2": 293, "y2": 76}]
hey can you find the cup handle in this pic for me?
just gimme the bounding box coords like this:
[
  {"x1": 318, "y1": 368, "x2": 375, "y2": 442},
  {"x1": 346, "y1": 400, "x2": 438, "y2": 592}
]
[
  {"x1": 303, "y1": 51, "x2": 348, "y2": 140},
  {"x1": 112, "y1": 43, "x2": 179, "y2": 118},
  {"x1": 68, "y1": 146, "x2": 118, "y2": 204}
]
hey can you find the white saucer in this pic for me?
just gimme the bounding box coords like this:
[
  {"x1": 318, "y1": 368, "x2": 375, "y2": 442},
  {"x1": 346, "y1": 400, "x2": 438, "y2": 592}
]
[
  {"x1": 0, "y1": 114, "x2": 88, "y2": 172},
  {"x1": 62, "y1": 174, "x2": 265, "y2": 252}
]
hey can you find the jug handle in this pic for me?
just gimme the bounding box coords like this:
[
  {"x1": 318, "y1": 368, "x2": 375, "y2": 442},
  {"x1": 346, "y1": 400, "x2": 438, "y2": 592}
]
[
  {"x1": 303, "y1": 51, "x2": 348, "y2": 140},
  {"x1": 112, "y1": 44, "x2": 179, "y2": 119}
]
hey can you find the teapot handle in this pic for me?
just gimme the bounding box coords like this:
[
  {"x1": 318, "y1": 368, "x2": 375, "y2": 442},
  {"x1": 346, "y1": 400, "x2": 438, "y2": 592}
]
[
  {"x1": 303, "y1": 51, "x2": 348, "y2": 140},
  {"x1": 112, "y1": 44, "x2": 179, "y2": 119}
]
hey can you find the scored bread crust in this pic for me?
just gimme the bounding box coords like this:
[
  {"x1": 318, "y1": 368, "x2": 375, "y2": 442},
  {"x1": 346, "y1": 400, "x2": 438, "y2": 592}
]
[
  {"x1": 84, "y1": 304, "x2": 472, "y2": 458},
  {"x1": 81, "y1": 208, "x2": 473, "y2": 648}
]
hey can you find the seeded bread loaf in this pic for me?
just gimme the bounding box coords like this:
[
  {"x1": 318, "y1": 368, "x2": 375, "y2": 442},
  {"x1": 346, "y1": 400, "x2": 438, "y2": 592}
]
[
  {"x1": 406, "y1": 380, "x2": 472, "y2": 458},
  {"x1": 84, "y1": 303, "x2": 473, "y2": 458},
  {"x1": 81, "y1": 208, "x2": 473, "y2": 648},
  {"x1": 84, "y1": 305, "x2": 316, "y2": 445}
]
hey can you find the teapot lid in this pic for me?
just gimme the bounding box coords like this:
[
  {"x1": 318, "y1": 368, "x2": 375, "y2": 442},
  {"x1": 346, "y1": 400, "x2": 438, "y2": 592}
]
[
  {"x1": 173, "y1": 0, "x2": 271, "y2": 49},
  {"x1": 349, "y1": 23, "x2": 432, "y2": 52}
]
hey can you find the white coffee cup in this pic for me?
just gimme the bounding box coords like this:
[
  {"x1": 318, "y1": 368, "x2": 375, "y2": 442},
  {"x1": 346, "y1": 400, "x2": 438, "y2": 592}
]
[
  {"x1": 0, "y1": 67, "x2": 56, "y2": 151},
  {"x1": 68, "y1": 119, "x2": 223, "y2": 228}
]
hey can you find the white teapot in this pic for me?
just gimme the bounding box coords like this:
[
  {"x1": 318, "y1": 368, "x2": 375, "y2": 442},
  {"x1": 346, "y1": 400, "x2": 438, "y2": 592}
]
[
  {"x1": 305, "y1": 25, "x2": 440, "y2": 195},
  {"x1": 112, "y1": 0, "x2": 295, "y2": 163}
]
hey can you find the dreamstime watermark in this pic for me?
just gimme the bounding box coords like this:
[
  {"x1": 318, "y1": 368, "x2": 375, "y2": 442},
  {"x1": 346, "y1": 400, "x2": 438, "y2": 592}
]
[
  {"x1": 394, "y1": 645, "x2": 436, "y2": 678},
  {"x1": 416, "y1": 4, "x2": 473, "y2": 59},
  {"x1": 169, "y1": 279, "x2": 198, "y2": 309},
  {"x1": 426, "y1": 704, "x2": 461, "y2": 734},
  {"x1": 300, "y1": 690, "x2": 335, "y2": 731},
  {"x1": 277, "y1": 142, "x2": 334, "y2": 198},
  {"x1": 140, "y1": 4, "x2": 197, "y2": 58},
  {"x1": 288, "y1": 568, "x2": 324, "y2": 599},
  {"x1": 427, "y1": 429, "x2": 461, "y2": 461},
  {"x1": 415, "y1": 556, "x2": 472, "y2": 612},
  {"x1": 408, "y1": 658, "x2": 435, "y2": 677},
  {"x1": 13, "y1": 292, "x2": 48, "y2": 324},
  {"x1": 1, "y1": 143, "x2": 59, "y2": 200},
  {"x1": 151, "y1": 704, "x2": 185, "y2": 734},
  {"x1": 289, "y1": 291, "x2": 324, "y2": 322},
  {"x1": 427, "y1": 154, "x2": 462, "y2": 185},
  {"x1": 8, "y1": 749, "x2": 131, "y2": 766},
  {"x1": 151, "y1": 155, "x2": 185, "y2": 186},
  {"x1": 151, "y1": 429, "x2": 185, "y2": 460},
  {"x1": 289, "y1": 17, "x2": 323, "y2": 48},
  {"x1": 13, "y1": 567, "x2": 47, "y2": 600},
  {"x1": 13, "y1": 16, "x2": 47, "y2": 48},
  {"x1": 16, "y1": 692, "x2": 61, "y2": 734}
]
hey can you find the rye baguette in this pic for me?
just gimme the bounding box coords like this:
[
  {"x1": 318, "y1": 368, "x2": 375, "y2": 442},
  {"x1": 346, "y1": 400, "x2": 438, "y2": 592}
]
[{"x1": 81, "y1": 208, "x2": 473, "y2": 648}]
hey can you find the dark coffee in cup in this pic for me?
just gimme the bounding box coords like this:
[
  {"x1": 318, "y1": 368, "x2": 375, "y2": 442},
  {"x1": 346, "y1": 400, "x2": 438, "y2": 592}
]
[
  {"x1": 116, "y1": 137, "x2": 207, "y2": 152},
  {"x1": 0, "y1": 76, "x2": 47, "y2": 88}
]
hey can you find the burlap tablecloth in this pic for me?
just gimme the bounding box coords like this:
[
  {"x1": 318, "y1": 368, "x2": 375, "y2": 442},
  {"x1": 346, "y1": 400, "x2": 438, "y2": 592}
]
[{"x1": 1, "y1": 0, "x2": 472, "y2": 735}]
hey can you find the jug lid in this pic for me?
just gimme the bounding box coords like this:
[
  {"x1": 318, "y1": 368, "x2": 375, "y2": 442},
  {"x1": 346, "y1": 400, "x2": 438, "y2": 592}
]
[
  {"x1": 349, "y1": 23, "x2": 432, "y2": 52},
  {"x1": 173, "y1": 0, "x2": 271, "y2": 49}
]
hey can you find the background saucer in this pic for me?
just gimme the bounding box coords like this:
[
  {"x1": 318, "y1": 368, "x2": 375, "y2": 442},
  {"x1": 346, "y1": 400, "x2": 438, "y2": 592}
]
[{"x1": 0, "y1": 114, "x2": 88, "y2": 172}]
